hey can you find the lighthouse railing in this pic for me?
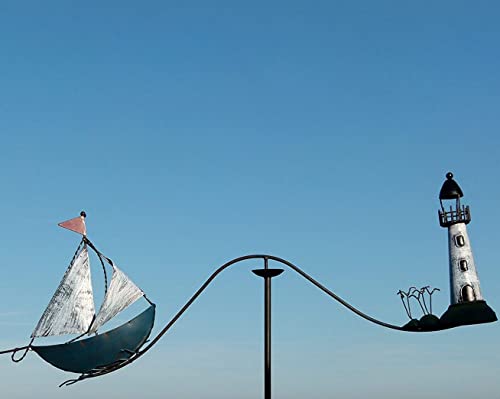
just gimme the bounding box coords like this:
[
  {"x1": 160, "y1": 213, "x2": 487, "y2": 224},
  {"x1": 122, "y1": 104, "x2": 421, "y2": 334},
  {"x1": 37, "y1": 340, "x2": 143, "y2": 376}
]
[{"x1": 439, "y1": 205, "x2": 471, "y2": 227}]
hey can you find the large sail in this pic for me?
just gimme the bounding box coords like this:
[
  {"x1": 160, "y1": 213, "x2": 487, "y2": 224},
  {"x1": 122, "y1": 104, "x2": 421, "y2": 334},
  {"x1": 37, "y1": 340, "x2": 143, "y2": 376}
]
[
  {"x1": 89, "y1": 265, "x2": 143, "y2": 333},
  {"x1": 32, "y1": 247, "x2": 95, "y2": 338}
]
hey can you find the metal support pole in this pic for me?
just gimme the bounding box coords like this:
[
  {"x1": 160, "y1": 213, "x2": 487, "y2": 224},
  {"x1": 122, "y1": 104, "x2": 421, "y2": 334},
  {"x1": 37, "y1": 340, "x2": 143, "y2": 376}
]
[
  {"x1": 264, "y1": 259, "x2": 271, "y2": 399},
  {"x1": 253, "y1": 258, "x2": 283, "y2": 399}
]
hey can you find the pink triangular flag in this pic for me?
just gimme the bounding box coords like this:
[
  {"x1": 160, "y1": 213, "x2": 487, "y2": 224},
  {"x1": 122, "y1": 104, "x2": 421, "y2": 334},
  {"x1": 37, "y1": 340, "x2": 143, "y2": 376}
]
[{"x1": 58, "y1": 211, "x2": 87, "y2": 236}]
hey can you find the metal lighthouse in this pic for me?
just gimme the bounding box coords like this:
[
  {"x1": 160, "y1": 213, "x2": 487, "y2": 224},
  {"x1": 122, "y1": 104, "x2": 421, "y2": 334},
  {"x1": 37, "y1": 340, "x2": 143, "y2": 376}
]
[{"x1": 438, "y1": 172, "x2": 497, "y2": 328}]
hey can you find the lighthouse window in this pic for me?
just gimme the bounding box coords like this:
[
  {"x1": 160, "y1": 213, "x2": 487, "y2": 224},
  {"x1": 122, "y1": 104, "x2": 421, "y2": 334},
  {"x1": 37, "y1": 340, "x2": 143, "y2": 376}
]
[
  {"x1": 455, "y1": 235, "x2": 465, "y2": 247},
  {"x1": 459, "y1": 259, "x2": 468, "y2": 271}
]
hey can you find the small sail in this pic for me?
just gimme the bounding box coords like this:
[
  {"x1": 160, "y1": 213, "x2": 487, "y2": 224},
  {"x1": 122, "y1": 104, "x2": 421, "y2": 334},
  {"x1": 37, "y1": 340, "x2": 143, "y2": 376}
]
[
  {"x1": 32, "y1": 247, "x2": 95, "y2": 338},
  {"x1": 89, "y1": 265, "x2": 144, "y2": 333}
]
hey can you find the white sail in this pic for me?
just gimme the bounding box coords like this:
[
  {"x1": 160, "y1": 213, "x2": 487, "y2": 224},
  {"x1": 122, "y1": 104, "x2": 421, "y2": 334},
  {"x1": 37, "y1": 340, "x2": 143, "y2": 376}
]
[
  {"x1": 32, "y1": 247, "x2": 95, "y2": 338},
  {"x1": 89, "y1": 265, "x2": 143, "y2": 333}
]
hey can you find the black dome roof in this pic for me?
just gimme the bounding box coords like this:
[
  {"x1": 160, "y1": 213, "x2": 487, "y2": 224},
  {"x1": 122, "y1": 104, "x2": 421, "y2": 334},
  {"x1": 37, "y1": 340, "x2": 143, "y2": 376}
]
[{"x1": 439, "y1": 172, "x2": 464, "y2": 200}]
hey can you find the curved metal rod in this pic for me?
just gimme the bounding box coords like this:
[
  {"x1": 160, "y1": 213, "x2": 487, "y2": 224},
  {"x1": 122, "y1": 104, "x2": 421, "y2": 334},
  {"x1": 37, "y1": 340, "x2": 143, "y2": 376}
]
[
  {"x1": 269, "y1": 255, "x2": 405, "y2": 331},
  {"x1": 66, "y1": 254, "x2": 407, "y2": 384},
  {"x1": 144, "y1": 254, "x2": 405, "y2": 354}
]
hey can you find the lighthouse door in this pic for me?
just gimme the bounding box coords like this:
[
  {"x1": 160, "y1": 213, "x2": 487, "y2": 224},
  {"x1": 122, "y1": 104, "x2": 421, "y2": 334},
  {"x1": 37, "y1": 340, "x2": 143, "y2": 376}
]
[{"x1": 461, "y1": 285, "x2": 476, "y2": 302}]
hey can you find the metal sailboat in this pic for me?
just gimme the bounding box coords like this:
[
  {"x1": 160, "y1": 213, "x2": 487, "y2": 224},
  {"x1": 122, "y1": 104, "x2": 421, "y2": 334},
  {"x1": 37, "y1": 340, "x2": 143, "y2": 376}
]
[{"x1": 1, "y1": 212, "x2": 156, "y2": 376}]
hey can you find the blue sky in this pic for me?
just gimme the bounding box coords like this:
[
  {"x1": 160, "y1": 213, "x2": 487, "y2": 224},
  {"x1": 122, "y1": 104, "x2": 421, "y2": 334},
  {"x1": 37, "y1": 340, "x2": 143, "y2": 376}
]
[{"x1": 1, "y1": 1, "x2": 500, "y2": 398}]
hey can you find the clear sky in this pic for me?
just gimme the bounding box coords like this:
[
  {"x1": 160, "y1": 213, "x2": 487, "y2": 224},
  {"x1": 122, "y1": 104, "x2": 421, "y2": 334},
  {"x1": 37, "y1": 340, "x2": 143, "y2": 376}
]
[{"x1": 1, "y1": 1, "x2": 499, "y2": 398}]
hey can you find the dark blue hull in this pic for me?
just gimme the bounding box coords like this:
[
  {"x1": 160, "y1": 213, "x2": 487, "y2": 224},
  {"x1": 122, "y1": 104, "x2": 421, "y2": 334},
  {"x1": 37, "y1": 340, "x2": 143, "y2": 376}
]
[{"x1": 32, "y1": 305, "x2": 155, "y2": 373}]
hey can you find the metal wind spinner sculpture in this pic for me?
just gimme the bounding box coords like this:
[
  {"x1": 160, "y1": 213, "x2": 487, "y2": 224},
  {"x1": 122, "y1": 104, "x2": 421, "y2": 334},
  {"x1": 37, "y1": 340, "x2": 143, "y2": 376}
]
[
  {"x1": 0, "y1": 212, "x2": 156, "y2": 385},
  {"x1": 0, "y1": 173, "x2": 497, "y2": 397}
]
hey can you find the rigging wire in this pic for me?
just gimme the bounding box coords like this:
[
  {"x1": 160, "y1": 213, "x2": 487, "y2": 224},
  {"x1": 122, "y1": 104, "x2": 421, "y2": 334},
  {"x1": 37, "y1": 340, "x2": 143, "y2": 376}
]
[
  {"x1": 0, "y1": 237, "x2": 113, "y2": 356},
  {"x1": 83, "y1": 236, "x2": 109, "y2": 296},
  {"x1": 0, "y1": 239, "x2": 90, "y2": 357}
]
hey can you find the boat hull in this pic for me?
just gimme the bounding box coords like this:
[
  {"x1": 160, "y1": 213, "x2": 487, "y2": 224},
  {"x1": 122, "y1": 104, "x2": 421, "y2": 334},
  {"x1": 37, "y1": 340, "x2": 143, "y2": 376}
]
[{"x1": 32, "y1": 305, "x2": 155, "y2": 374}]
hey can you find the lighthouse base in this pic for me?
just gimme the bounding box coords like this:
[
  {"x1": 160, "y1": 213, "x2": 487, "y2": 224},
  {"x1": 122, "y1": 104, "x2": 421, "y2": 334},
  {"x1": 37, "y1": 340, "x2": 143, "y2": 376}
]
[{"x1": 440, "y1": 300, "x2": 497, "y2": 328}]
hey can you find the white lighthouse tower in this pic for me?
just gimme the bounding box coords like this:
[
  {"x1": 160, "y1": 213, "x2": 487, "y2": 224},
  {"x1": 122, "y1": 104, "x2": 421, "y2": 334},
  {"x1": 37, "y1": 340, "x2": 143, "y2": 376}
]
[{"x1": 439, "y1": 172, "x2": 497, "y2": 328}]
